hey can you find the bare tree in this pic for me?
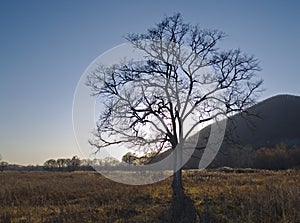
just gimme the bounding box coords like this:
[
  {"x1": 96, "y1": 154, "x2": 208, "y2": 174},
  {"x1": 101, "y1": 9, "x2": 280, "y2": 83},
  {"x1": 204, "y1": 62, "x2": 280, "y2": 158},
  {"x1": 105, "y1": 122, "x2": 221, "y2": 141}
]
[
  {"x1": 121, "y1": 152, "x2": 140, "y2": 165},
  {"x1": 70, "y1": 156, "x2": 80, "y2": 171},
  {"x1": 0, "y1": 154, "x2": 8, "y2": 172},
  {"x1": 57, "y1": 158, "x2": 66, "y2": 169},
  {"x1": 43, "y1": 159, "x2": 57, "y2": 171},
  {"x1": 0, "y1": 162, "x2": 8, "y2": 172},
  {"x1": 65, "y1": 158, "x2": 72, "y2": 169},
  {"x1": 87, "y1": 13, "x2": 262, "y2": 221}
]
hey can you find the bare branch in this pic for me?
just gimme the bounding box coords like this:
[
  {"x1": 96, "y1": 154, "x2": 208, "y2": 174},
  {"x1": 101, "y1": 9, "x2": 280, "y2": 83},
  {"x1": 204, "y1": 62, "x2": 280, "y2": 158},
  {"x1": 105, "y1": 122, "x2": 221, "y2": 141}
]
[{"x1": 87, "y1": 13, "x2": 263, "y2": 165}]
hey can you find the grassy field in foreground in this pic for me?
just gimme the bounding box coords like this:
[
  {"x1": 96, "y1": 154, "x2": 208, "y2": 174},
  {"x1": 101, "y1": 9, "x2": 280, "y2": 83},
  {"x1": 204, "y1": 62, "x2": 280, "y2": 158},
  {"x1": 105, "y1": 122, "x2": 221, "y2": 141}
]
[{"x1": 0, "y1": 170, "x2": 299, "y2": 223}]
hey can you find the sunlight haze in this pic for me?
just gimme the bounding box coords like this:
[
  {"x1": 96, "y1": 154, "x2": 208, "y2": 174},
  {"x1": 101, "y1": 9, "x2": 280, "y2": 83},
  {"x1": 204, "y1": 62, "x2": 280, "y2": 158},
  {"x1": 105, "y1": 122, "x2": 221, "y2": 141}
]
[{"x1": 0, "y1": 0, "x2": 299, "y2": 165}]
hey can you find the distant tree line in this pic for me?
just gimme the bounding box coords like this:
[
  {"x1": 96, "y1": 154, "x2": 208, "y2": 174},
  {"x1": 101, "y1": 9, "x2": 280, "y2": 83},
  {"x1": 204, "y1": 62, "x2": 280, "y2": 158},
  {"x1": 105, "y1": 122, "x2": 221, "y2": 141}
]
[
  {"x1": 43, "y1": 156, "x2": 81, "y2": 171},
  {"x1": 254, "y1": 144, "x2": 300, "y2": 170},
  {"x1": 43, "y1": 156, "x2": 123, "y2": 171},
  {"x1": 1, "y1": 145, "x2": 299, "y2": 172},
  {"x1": 210, "y1": 144, "x2": 300, "y2": 170}
]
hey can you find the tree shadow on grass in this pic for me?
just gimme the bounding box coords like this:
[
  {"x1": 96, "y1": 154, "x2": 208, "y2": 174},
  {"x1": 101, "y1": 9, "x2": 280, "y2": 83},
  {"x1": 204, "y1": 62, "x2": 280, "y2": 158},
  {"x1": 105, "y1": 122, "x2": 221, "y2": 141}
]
[{"x1": 160, "y1": 192, "x2": 199, "y2": 223}]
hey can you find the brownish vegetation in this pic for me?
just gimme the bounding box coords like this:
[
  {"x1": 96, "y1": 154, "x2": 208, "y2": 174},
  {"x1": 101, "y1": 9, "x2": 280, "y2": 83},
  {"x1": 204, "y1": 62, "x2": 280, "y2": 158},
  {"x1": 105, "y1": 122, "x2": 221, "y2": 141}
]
[
  {"x1": 209, "y1": 144, "x2": 300, "y2": 170},
  {"x1": 254, "y1": 145, "x2": 300, "y2": 170},
  {"x1": 0, "y1": 170, "x2": 299, "y2": 222}
]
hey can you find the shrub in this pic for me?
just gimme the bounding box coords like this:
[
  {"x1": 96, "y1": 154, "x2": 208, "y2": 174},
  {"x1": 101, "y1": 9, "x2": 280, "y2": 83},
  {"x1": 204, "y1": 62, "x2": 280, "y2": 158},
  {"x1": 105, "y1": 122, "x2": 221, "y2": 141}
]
[{"x1": 254, "y1": 144, "x2": 300, "y2": 170}]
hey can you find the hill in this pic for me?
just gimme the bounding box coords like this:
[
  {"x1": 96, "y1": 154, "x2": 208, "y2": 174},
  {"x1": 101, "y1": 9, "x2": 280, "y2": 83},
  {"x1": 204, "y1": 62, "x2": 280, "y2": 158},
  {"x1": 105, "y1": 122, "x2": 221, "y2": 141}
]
[
  {"x1": 184, "y1": 94, "x2": 300, "y2": 169},
  {"x1": 149, "y1": 94, "x2": 300, "y2": 169}
]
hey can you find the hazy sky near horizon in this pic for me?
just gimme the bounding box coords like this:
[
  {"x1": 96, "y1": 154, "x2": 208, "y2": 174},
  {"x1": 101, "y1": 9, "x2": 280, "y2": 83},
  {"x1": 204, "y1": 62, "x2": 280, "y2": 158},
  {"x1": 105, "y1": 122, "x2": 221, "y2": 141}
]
[{"x1": 0, "y1": 0, "x2": 299, "y2": 165}]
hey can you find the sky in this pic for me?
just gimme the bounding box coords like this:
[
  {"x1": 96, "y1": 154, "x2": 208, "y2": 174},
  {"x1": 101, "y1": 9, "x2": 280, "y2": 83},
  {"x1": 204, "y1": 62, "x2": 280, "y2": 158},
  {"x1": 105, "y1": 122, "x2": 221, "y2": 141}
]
[{"x1": 0, "y1": 0, "x2": 299, "y2": 165}]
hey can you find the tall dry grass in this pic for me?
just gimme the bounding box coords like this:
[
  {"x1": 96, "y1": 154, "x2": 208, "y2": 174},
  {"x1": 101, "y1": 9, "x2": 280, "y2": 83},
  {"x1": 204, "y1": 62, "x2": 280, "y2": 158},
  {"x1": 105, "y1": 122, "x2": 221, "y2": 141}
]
[{"x1": 0, "y1": 170, "x2": 299, "y2": 222}]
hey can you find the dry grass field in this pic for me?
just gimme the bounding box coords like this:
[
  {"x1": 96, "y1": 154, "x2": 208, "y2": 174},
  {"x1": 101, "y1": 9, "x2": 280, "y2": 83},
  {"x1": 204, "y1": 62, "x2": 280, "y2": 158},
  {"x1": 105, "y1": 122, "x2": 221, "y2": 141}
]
[{"x1": 0, "y1": 169, "x2": 299, "y2": 222}]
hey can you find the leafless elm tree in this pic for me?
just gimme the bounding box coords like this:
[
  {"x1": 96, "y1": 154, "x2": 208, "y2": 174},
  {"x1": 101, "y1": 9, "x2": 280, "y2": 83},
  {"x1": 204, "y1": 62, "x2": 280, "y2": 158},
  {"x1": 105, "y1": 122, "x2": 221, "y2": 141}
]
[{"x1": 87, "y1": 13, "x2": 262, "y2": 221}]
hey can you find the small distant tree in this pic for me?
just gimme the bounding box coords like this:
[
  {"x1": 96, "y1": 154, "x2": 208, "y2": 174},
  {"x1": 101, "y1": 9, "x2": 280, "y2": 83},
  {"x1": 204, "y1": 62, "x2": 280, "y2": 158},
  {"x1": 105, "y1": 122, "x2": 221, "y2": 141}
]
[
  {"x1": 122, "y1": 152, "x2": 157, "y2": 165},
  {"x1": 0, "y1": 161, "x2": 8, "y2": 172},
  {"x1": 43, "y1": 159, "x2": 57, "y2": 171},
  {"x1": 57, "y1": 158, "x2": 66, "y2": 169},
  {"x1": 65, "y1": 158, "x2": 72, "y2": 168},
  {"x1": 92, "y1": 158, "x2": 99, "y2": 166},
  {"x1": 0, "y1": 154, "x2": 8, "y2": 172},
  {"x1": 87, "y1": 13, "x2": 262, "y2": 221},
  {"x1": 103, "y1": 157, "x2": 120, "y2": 166},
  {"x1": 122, "y1": 152, "x2": 138, "y2": 165},
  {"x1": 70, "y1": 156, "x2": 80, "y2": 171}
]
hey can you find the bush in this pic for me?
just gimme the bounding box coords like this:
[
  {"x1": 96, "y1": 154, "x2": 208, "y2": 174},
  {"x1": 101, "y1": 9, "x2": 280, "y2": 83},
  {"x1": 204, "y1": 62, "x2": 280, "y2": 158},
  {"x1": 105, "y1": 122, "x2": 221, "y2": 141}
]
[{"x1": 254, "y1": 144, "x2": 300, "y2": 170}]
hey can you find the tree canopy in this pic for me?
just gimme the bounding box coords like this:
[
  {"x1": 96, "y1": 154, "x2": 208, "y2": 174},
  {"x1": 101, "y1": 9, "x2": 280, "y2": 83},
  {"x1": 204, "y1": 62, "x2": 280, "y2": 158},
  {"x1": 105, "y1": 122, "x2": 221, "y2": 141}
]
[{"x1": 87, "y1": 13, "x2": 263, "y2": 165}]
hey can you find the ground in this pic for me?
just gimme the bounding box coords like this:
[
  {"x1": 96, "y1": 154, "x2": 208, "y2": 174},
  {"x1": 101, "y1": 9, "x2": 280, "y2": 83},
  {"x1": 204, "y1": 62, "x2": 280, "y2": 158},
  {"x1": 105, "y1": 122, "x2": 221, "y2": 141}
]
[{"x1": 0, "y1": 169, "x2": 299, "y2": 222}]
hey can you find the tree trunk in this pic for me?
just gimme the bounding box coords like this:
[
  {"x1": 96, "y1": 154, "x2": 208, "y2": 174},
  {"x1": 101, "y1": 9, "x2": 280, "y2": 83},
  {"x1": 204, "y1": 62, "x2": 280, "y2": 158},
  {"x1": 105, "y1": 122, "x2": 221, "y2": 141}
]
[
  {"x1": 172, "y1": 168, "x2": 184, "y2": 199},
  {"x1": 171, "y1": 143, "x2": 186, "y2": 221},
  {"x1": 171, "y1": 168, "x2": 198, "y2": 222},
  {"x1": 170, "y1": 144, "x2": 197, "y2": 222},
  {"x1": 171, "y1": 168, "x2": 184, "y2": 221},
  {"x1": 172, "y1": 143, "x2": 184, "y2": 201}
]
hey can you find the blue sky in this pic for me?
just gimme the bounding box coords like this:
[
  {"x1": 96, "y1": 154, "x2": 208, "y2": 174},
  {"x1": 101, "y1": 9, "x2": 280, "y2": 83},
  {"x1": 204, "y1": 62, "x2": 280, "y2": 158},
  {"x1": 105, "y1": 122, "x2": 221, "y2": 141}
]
[{"x1": 0, "y1": 0, "x2": 299, "y2": 165}]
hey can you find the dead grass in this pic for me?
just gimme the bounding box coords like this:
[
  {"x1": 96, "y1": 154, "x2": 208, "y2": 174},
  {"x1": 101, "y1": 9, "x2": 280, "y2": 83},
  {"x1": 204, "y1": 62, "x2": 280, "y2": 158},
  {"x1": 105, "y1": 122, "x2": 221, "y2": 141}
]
[{"x1": 0, "y1": 169, "x2": 299, "y2": 222}]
